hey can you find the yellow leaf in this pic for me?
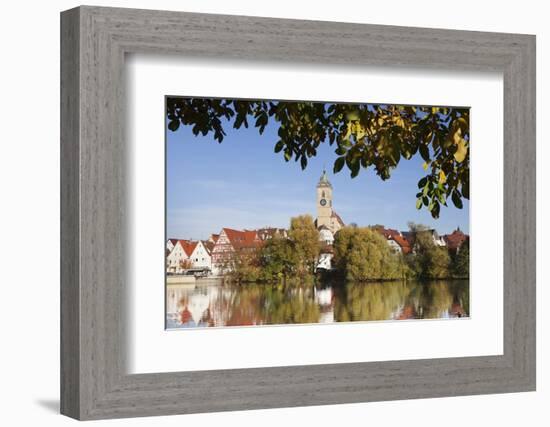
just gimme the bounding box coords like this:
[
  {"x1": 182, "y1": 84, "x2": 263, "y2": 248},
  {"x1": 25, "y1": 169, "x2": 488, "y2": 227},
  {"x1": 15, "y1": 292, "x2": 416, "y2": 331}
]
[
  {"x1": 454, "y1": 140, "x2": 468, "y2": 163},
  {"x1": 439, "y1": 170, "x2": 447, "y2": 184},
  {"x1": 422, "y1": 161, "x2": 429, "y2": 171},
  {"x1": 343, "y1": 121, "x2": 352, "y2": 141},
  {"x1": 346, "y1": 110, "x2": 360, "y2": 121},
  {"x1": 453, "y1": 127, "x2": 462, "y2": 145},
  {"x1": 356, "y1": 124, "x2": 366, "y2": 140}
]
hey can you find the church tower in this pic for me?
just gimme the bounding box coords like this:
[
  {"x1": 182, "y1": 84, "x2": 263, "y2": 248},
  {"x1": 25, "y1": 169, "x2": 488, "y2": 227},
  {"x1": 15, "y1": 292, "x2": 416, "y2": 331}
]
[{"x1": 317, "y1": 169, "x2": 334, "y2": 230}]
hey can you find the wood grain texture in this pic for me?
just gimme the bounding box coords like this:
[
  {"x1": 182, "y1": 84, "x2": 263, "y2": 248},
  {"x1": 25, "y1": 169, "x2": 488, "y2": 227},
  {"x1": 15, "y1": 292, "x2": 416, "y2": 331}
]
[
  {"x1": 60, "y1": 6, "x2": 536, "y2": 420},
  {"x1": 60, "y1": 7, "x2": 80, "y2": 419}
]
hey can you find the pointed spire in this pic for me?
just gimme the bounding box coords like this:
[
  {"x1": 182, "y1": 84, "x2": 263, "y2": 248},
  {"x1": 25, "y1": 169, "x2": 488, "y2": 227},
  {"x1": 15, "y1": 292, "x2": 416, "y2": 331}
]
[{"x1": 317, "y1": 168, "x2": 332, "y2": 187}]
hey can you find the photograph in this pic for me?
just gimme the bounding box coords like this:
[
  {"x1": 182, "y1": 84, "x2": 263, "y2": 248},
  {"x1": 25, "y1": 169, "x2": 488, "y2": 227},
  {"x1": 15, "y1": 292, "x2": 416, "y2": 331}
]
[{"x1": 165, "y1": 97, "x2": 470, "y2": 329}]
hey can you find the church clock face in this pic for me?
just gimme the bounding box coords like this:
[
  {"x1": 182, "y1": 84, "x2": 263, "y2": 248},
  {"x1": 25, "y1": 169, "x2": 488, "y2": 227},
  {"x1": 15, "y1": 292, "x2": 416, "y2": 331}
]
[{"x1": 320, "y1": 199, "x2": 327, "y2": 206}]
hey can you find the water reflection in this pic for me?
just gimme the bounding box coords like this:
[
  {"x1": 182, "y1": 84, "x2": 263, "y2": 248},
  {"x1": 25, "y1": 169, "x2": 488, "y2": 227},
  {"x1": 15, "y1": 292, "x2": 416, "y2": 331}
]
[{"x1": 166, "y1": 279, "x2": 469, "y2": 329}]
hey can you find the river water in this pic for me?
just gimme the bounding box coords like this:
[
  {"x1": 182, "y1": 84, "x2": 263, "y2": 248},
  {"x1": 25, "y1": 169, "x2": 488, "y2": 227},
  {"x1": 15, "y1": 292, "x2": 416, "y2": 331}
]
[{"x1": 166, "y1": 279, "x2": 469, "y2": 329}]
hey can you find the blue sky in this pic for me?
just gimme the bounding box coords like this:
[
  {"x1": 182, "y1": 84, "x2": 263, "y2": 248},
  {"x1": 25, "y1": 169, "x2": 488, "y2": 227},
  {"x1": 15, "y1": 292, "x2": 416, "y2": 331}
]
[{"x1": 166, "y1": 106, "x2": 469, "y2": 241}]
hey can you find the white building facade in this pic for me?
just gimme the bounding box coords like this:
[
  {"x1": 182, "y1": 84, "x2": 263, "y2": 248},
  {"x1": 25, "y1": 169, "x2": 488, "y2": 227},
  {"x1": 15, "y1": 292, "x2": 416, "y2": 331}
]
[{"x1": 187, "y1": 240, "x2": 212, "y2": 270}]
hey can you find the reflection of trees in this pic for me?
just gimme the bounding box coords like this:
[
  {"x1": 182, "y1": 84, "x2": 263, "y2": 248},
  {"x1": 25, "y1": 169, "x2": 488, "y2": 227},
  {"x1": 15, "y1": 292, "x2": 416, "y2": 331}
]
[
  {"x1": 333, "y1": 281, "x2": 410, "y2": 322},
  {"x1": 201, "y1": 283, "x2": 322, "y2": 326},
  {"x1": 421, "y1": 281, "x2": 454, "y2": 318},
  {"x1": 331, "y1": 280, "x2": 470, "y2": 322},
  {"x1": 167, "y1": 279, "x2": 470, "y2": 328},
  {"x1": 450, "y1": 280, "x2": 470, "y2": 317},
  {"x1": 263, "y1": 285, "x2": 321, "y2": 325},
  {"x1": 403, "y1": 280, "x2": 469, "y2": 319}
]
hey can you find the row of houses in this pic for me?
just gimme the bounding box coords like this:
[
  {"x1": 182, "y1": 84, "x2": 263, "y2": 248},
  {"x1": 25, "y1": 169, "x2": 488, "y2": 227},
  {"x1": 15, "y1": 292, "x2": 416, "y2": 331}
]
[
  {"x1": 166, "y1": 227, "x2": 288, "y2": 276},
  {"x1": 166, "y1": 224, "x2": 468, "y2": 276},
  {"x1": 372, "y1": 225, "x2": 469, "y2": 256}
]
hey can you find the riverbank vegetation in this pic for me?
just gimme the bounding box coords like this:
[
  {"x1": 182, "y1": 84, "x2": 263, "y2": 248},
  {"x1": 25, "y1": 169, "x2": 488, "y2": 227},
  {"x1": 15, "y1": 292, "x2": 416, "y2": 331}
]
[
  {"x1": 225, "y1": 217, "x2": 468, "y2": 284},
  {"x1": 225, "y1": 214, "x2": 320, "y2": 283},
  {"x1": 332, "y1": 226, "x2": 405, "y2": 281}
]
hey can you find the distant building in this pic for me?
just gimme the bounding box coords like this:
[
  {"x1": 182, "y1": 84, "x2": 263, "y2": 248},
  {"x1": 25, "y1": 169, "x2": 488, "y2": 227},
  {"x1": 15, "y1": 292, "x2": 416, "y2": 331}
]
[
  {"x1": 401, "y1": 229, "x2": 446, "y2": 251},
  {"x1": 166, "y1": 239, "x2": 213, "y2": 273},
  {"x1": 372, "y1": 226, "x2": 412, "y2": 254},
  {"x1": 255, "y1": 227, "x2": 288, "y2": 241},
  {"x1": 166, "y1": 239, "x2": 196, "y2": 273},
  {"x1": 166, "y1": 238, "x2": 178, "y2": 253},
  {"x1": 443, "y1": 227, "x2": 469, "y2": 254},
  {"x1": 187, "y1": 240, "x2": 212, "y2": 270},
  {"x1": 318, "y1": 225, "x2": 334, "y2": 245},
  {"x1": 314, "y1": 170, "x2": 345, "y2": 234},
  {"x1": 211, "y1": 228, "x2": 261, "y2": 275},
  {"x1": 314, "y1": 170, "x2": 344, "y2": 271}
]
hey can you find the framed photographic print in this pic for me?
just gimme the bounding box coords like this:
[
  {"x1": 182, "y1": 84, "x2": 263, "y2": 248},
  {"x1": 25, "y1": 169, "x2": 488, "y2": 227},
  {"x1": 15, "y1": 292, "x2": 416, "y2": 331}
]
[
  {"x1": 61, "y1": 6, "x2": 536, "y2": 420},
  {"x1": 164, "y1": 96, "x2": 471, "y2": 330}
]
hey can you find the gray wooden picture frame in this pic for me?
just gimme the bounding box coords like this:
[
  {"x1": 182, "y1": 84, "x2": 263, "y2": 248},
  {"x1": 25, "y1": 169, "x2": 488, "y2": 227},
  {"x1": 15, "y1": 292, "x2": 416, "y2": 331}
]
[{"x1": 60, "y1": 5, "x2": 536, "y2": 421}]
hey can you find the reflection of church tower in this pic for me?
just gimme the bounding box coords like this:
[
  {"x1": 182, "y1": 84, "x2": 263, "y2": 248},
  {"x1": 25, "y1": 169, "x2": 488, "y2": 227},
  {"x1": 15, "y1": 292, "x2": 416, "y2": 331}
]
[{"x1": 316, "y1": 169, "x2": 344, "y2": 234}]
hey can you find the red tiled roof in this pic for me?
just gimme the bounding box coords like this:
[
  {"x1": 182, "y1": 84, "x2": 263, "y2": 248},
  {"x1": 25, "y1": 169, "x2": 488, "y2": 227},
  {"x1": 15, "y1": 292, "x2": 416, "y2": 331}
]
[
  {"x1": 391, "y1": 234, "x2": 412, "y2": 254},
  {"x1": 377, "y1": 227, "x2": 400, "y2": 239},
  {"x1": 443, "y1": 229, "x2": 468, "y2": 250},
  {"x1": 373, "y1": 226, "x2": 412, "y2": 254},
  {"x1": 210, "y1": 234, "x2": 219, "y2": 243},
  {"x1": 178, "y1": 239, "x2": 198, "y2": 257},
  {"x1": 222, "y1": 228, "x2": 261, "y2": 250},
  {"x1": 167, "y1": 238, "x2": 178, "y2": 246}
]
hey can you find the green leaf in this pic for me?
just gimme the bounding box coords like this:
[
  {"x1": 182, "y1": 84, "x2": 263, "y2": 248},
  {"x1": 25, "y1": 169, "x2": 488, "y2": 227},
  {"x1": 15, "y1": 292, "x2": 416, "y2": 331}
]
[
  {"x1": 419, "y1": 144, "x2": 430, "y2": 162},
  {"x1": 168, "y1": 119, "x2": 180, "y2": 132},
  {"x1": 417, "y1": 177, "x2": 428, "y2": 189},
  {"x1": 416, "y1": 198, "x2": 422, "y2": 210},
  {"x1": 333, "y1": 157, "x2": 346, "y2": 174},
  {"x1": 431, "y1": 201, "x2": 440, "y2": 218},
  {"x1": 451, "y1": 191, "x2": 463, "y2": 209},
  {"x1": 350, "y1": 161, "x2": 360, "y2": 178},
  {"x1": 274, "y1": 140, "x2": 284, "y2": 153},
  {"x1": 300, "y1": 156, "x2": 307, "y2": 170},
  {"x1": 284, "y1": 149, "x2": 292, "y2": 162},
  {"x1": 335, "y1": 146, "x2": 347, "y2": 156}
]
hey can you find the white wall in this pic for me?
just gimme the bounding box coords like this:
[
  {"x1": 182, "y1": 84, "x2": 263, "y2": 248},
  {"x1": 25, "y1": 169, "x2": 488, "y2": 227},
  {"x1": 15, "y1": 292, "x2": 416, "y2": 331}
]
[{"x1": 0, "y1": 0, "x2": 547, "y2": 426}]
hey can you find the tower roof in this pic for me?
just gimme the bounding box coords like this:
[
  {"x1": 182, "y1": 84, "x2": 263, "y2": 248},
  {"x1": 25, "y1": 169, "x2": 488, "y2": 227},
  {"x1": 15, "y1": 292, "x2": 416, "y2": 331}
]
[{"x1": 317, "y1": 169, "x2": 332, "y2": 188}]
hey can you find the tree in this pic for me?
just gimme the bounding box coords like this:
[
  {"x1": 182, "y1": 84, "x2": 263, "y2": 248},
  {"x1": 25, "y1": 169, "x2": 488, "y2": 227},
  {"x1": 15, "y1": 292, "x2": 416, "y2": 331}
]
[
  {"x1": 288, "y1": 215, "x2": 320, "y2": 274},
  {"x1": 405, "y1": 223, "x2": 450, "y2": 279},
  {"x1": 225, "y1": 248, "x2": 262, "y2": 283},
  {"x1": 333, "y1": 226, "x2": 403, "y2": 281},
  {"x1": 167, "y1": 98, "x2": 469, "y2": 218},
  {"x1": 258, "y1": 236, "x2": 298, "y2": 280},
  {"x1": 424, "y1": 247, "x2": 451, "y2": 279},
  {"x1": 452, "y1": 239, "x2": 469, "y2": 278}
]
